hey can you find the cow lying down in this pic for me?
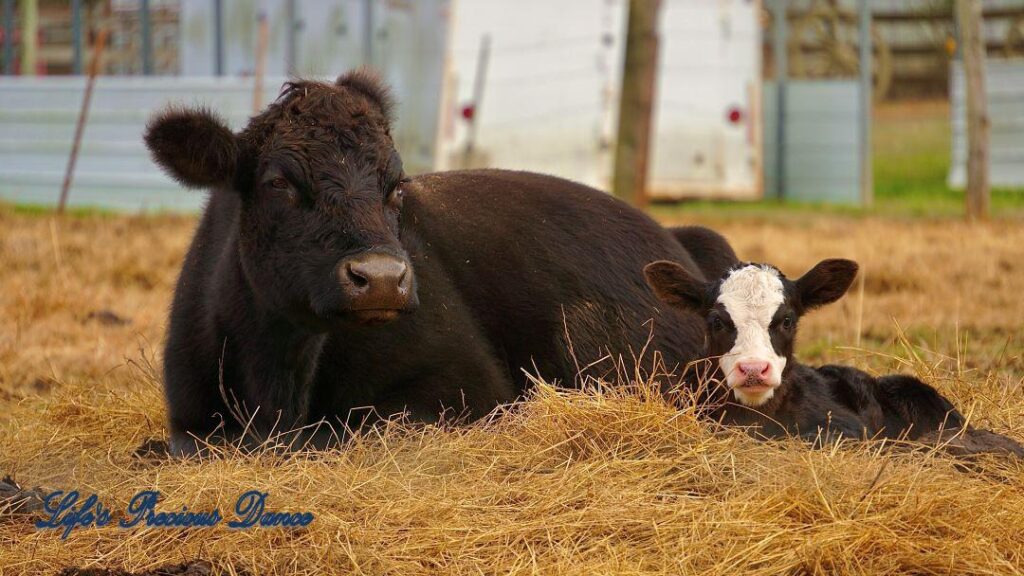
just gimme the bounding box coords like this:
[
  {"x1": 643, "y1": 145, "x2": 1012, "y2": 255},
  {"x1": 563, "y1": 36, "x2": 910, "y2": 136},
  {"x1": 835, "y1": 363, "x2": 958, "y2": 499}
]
[{"x1": 645, "y1": 229, "x2": 1023, "y2": 456}]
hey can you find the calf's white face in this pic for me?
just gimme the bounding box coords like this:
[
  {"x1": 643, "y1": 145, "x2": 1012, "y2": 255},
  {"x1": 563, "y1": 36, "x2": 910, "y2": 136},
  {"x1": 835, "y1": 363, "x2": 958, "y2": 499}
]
[
  {"x1": 716, "y1": 265, "x2": 787, "y2": 406},
  {"x1": 643, "y1": 257, "x2": 859, "y2": 408}
]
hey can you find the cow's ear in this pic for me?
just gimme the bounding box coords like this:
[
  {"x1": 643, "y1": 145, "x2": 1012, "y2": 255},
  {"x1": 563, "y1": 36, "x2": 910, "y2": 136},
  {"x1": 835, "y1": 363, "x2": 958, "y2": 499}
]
[
  {"x1": 643, "y1": 261, "x2": 710, "y2": 312},
  {"x1": 337, "y1": 68, "x2": 395, "y2": 123},
  {"x1": 145, "y1": 107, "x2": 239, "y2": 189},
  {"x1": 795, "y1": 259, "x2": 859, "y2": 310}
]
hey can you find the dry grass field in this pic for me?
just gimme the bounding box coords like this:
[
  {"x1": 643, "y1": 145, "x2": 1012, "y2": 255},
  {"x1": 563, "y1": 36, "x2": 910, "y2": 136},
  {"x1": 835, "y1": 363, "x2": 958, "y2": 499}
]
[{"x1": 2, "y1": 202, "x2": 1023, "y2": 575}]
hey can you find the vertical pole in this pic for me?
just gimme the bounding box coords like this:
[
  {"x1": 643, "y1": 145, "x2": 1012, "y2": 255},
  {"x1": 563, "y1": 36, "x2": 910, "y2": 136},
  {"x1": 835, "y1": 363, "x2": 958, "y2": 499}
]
[
  {"x1": 363, "y1": 0, "x2": 373, "y2": 67},
  {"x1": 59, "y1": 26, "x2": 108, "y2": 213},
  {"x1": 253, "y1": 11, "x2": 268, "y2": 113},
  {"x1": 71, "y1": 0, "x2": 82, "y2": 74},
  {"x1": 858, "y1": 0, "x2": 873, "y2": 207},
  {"x1": 20, "y1": 0, "x2": 37, "y2": 76},
  {"x1": 463, "y1": 34, "x2": 490, "y2": 156},
  {"x1": 771, "y1": 0, "x2": 787, "y2": 200},
  {"x1": 2, "y1": 0, "x2": 13, "y2": 75},
  {"x1": 286, "y1": 0, "x2": 297, "y2": 74},
  {"x1": 213, "y1": 0, "x2": 223, "y2": 76},
  {"x1": 957, "y1": 0, "x2": 990, "y2": 220},
  {"x1": 140, "y1": 0, "x2": 152, "y2": 75},
  {"x1": 612, "y1": 0, "x2": 661, "y2": 208}
]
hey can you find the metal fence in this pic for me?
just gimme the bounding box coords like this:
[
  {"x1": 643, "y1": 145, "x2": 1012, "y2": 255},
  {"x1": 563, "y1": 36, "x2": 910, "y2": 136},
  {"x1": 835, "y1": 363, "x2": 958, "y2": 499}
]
[{"x1": 0, "y1": 76, "x2": 282, "y2": 211}]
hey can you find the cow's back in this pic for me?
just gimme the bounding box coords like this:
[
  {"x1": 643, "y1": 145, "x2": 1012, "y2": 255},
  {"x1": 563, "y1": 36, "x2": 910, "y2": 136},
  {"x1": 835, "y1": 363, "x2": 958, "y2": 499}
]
[{"x1": 402, "y1": 169, "x2": 705, "y2": 387}]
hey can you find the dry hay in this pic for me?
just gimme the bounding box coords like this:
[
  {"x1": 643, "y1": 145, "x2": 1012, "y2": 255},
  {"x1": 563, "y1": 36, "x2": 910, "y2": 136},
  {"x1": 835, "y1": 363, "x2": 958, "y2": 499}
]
[{"x1": 1, "y1": 206, "x2": 1023, "y2": 574}]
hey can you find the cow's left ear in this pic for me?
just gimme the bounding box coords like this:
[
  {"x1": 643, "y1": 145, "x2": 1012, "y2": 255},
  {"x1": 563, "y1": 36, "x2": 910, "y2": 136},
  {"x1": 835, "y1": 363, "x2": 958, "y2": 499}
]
[
  {"x1": 795, "y1": 259, "x2": 859, "y2": 310},
  {"x1": 643, "y1": 260, "x2": 710, "y2": 312},
  {"x1": 145, "y1": 106, "x2": 239, "y2": 189}
]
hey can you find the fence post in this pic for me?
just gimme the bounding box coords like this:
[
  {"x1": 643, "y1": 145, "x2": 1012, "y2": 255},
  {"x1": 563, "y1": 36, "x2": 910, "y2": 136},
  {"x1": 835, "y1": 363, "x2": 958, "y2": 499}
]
[
  {"x1": 71, "y1": 0, "x2": 82, "y2": 74},
  {"x1": 612, "y1": 0, "x2": 661, "y2": 208},
  {"x1": 2, "y1": 0, "x2": 13, "y2": 75},
  {"x1": 140, "y1": 0, "x2": 152, "y2": 75},
  {"x1": 58, "y1": 26, "x2": 109, "y2": 213},
  {"x1": 956, "y1": 0, "x2": 990, "y2": 220},
  {"x1": 20, "y1": 0, "x2": 37, "y2": 75},
  {"x1": 213, "y1": 0, "x2": 223, "y2": 76},
  {"x1": 858, "y1": 0, "x2": 873, "y2": 207},
  {"x1": 771, "y1": 0, "x2": 787, "y2": 200}
]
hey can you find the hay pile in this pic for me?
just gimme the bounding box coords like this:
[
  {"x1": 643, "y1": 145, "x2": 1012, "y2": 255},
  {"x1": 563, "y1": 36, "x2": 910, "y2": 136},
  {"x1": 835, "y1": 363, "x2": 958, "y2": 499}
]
[
  {"x1": 2, "y1": 209, "x2": 1023, "y2": 574},
  {"x1": 1, "y1": 349, "x2": 1023, "y2": 575}
]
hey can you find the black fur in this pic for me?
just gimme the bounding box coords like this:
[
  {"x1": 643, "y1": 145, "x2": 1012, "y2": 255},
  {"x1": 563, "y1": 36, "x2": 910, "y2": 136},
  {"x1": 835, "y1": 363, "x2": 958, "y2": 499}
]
[
  {"x1": 666, "y1": 226, "x2": 738, "y2": 282},
  {"x1": 817, "y1": 366, "x2": 965, "y2": 440},
  {"x1": 144, "y1": 107, "x2": 238, "y2": 189},
  {"x1": 148, "y1": 78, "x2": 707, "y2": 456}
]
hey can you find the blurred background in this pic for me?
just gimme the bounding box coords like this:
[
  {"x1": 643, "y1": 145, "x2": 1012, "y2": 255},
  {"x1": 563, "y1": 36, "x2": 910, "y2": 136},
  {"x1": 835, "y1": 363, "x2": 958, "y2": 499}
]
[{"x1": 0, "y1": 0, "x2": 1022, "y2": 217}]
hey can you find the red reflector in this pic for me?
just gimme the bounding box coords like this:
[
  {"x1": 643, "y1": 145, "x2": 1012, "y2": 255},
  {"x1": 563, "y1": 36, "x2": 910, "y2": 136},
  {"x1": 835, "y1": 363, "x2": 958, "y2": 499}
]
[
  {"x1": 461, "y1": 104, "x2": 475, "y2": 121},
  {"x1": 727, "y1": 106, "x2": 743, "y2": 124}
]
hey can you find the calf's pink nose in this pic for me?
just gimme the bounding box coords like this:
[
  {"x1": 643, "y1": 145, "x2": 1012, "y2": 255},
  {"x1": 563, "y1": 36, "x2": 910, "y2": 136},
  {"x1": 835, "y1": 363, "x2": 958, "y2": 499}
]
[{"x1": 738, "y1": 361, "x2": 771, "y2": 378}]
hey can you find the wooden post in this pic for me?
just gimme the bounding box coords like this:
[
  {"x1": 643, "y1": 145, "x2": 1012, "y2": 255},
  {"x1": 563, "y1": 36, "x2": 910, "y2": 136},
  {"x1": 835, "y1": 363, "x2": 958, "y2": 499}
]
[
  {"x1": 464, "y1": 34, "x2": 490, "y2": 156},
  {"x1": 957, "y1": 0, "x2": 990, "y2": 220},
  {"x1": 58, "y1": 26, "x2": 108, "y2": 213},
  {"x1": 19, "y1": 0, "x2": 37, "y2": 75},
  {"x1": 2, "y1": 0, "x2": 13, "y2": 75},
  {"x1": 612, "y1": 0, "x2": 661, "y2": 208},
  {"x1": 857, "y1": 0, "x2": 874, "y2": 207},
  {"x1": 253, "y1": 12, "x2": 268, "y2": 113}
]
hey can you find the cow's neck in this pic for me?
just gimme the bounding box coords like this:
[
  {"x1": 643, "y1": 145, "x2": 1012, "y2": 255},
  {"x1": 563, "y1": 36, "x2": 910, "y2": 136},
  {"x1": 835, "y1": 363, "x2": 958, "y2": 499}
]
[{"x1": 216, "y1": 249, "x2": 328, "y2": 439}]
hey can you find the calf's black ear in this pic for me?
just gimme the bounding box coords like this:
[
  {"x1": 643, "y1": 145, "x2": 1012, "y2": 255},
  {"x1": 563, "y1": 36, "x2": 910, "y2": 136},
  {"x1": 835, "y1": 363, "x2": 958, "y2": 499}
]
[
  {"x1": 795, "y1": 258, "x2": 859, "y2": 310},
  {"x1": 145, "y1": 107, "x2": 239, "y2": 189},
  {"x1": 643, "y1": 261, "x2": 710, "y2": 312}
]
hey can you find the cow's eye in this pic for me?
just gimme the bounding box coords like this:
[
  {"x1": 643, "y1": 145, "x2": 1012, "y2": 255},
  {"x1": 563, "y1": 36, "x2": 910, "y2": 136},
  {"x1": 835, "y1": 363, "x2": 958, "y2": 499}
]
[
  {"x1": 270, "y1": 177, "x2": 290, "y2": 190},
  {"x1": 387, "y1": 180, "x2": 408, "y2": 206},
  {"x1": 710, "y1": 316, "x2": 725, "y2": 333},
  {"x1": 781, "y1": 316, "x2": 795, "y2": 330}
]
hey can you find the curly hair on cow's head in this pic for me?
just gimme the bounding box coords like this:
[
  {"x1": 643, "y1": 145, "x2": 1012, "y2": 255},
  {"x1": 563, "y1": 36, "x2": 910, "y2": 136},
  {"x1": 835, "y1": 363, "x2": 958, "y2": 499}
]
[{"x1": 235, "y1": 71, "x2": 396, "y2": 161}]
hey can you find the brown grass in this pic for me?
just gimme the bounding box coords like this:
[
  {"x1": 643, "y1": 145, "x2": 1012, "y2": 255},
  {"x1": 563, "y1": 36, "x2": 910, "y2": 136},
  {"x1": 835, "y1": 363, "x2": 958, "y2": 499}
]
[{"x1": 1, "y1": 205, "x2": 1023, "y2": 575}]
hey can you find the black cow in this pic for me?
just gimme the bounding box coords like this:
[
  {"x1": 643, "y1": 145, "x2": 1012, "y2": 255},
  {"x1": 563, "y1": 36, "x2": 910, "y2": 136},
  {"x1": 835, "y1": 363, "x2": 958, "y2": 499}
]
[
  {"x1": 644, "y1": 233, "x2": 964, "y2": 441},
  {"x1": 146, "y1": 72, "x2": 707, "y2": 456}
]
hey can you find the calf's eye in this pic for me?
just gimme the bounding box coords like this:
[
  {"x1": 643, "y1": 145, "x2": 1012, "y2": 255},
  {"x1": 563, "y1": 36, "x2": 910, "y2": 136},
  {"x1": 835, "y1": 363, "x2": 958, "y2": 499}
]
[
  {"x1": 710, "y1": 317, "x2": 725, "y2": 332},
  {"x1": 782, "y1": 316, "x2": 795, "y2": 330},
  {"x1": 270, "y1": 177, "x2": 289, "y2": 190},
  {"x1": 387, "y1": 185, "x2": 405, "y2": 206}
]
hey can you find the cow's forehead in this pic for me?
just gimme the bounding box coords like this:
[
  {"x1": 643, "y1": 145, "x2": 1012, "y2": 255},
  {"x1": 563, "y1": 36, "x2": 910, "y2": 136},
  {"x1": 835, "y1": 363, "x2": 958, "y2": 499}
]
[{"x1": 716, "y1": 264, "x2": 785, "y2": 323}]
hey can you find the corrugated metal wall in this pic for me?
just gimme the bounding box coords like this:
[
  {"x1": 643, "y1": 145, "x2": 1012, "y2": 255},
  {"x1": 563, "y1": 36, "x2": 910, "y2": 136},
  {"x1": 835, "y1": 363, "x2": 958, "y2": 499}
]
[
  {"x1": 763, "y1": 80, "x2": 863, "y2": 203},
  {"x1": 948, "y1": 59, "x2": 1024, "y2": 189},
  {"x1": 0, "y1": 76, "x2": 282, "y2": 211}
]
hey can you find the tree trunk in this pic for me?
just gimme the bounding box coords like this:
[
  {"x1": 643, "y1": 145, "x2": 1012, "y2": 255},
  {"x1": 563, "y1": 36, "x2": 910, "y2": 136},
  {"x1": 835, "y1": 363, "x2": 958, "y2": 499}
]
[
  {"x1": 957, "y1": 0, "x2": 990, "y2": 221},
  {"x1": 612, "y1": 0, "x2": 661, "y2": 208}
]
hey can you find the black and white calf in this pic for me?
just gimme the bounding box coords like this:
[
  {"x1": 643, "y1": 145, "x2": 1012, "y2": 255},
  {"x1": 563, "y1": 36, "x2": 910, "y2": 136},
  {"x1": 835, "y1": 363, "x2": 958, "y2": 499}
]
[{"x1": 644, "y1": 256, "x2": 964, "y2": 441}]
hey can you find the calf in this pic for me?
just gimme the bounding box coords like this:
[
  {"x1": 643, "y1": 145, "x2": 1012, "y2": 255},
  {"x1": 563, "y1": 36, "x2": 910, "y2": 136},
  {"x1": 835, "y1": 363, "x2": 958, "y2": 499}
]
[
  {"x1": 146, "y1": 72, "x2": 707, "y2": 456},
  {"x1": 643, "y1": 256, "x2": 964, "y2": 441}
]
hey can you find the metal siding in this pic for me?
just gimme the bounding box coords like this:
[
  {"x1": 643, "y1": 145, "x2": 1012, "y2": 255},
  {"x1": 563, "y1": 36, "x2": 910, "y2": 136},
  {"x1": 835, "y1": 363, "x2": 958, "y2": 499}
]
[
  {"x1": 0, "y1": 76, "x2": 285, "y2": 211},
  {"x1": 0, "y1": 0, "x2": 448, "y2": 213},
  {"x1": 949, "y1": 59, "x2": 1024, "y2": 189},
  {"x1": 764, "y1": 80, "x2": 862, "y2": 203}
]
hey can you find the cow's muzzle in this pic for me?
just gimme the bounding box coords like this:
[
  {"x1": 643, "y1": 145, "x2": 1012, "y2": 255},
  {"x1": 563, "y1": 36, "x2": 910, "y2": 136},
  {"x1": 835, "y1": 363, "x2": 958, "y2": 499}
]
[{"x1": 337, "y1": 251, "x2": 416, "y2": 323}]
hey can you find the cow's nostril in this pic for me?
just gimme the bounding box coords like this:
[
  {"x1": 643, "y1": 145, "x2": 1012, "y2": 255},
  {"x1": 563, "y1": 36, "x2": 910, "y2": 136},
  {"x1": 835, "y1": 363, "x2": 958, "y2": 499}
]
[
  {"x1": 346, "y1": 263, "x2": 370, "y2": 288},
  {"x1": 738, "y1": 361, "x2": 771, "y2": 378}
]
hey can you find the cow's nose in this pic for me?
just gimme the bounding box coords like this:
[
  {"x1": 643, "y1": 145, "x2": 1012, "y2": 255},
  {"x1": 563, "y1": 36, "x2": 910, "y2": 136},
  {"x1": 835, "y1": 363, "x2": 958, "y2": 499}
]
[
  {"x1": 338, "y1": 252, "x2": 412, "y2": 312},
  {"x1": 737, "y1": 361, "x2": 771, "y2": 379}
]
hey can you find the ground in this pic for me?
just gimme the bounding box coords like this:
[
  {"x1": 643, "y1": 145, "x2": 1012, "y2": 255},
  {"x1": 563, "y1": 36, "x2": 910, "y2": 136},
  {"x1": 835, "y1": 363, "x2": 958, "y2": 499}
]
[{"x1": 1, "y1": 102, "x2": 1023, "y2": 574}]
